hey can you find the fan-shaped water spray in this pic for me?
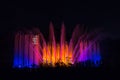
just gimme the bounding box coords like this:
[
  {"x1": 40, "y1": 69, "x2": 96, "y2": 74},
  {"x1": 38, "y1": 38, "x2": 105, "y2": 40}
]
[{"x1": 13, "y1": 22, "x2": 101, "y2": 68}]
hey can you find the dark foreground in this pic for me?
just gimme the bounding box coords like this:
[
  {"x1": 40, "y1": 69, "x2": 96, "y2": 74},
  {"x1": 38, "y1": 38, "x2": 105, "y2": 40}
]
[{"x1": 0, "y1": 65, "x2": 118, "y2": 80}]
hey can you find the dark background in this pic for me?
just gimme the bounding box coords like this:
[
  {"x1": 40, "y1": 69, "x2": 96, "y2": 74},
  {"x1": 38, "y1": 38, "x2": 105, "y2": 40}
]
[{"x1": 0, "y1": 1, "x2": 120, "y2": 79}]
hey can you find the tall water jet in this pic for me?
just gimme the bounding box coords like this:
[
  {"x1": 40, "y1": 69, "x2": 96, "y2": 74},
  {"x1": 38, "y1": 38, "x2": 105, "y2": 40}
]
[
  {"x1": 60, "y1": 23, "x2": 66, "y2": 64},
  {"x1": 49, "y1": 22, "x2": 56, "y2": 66}
]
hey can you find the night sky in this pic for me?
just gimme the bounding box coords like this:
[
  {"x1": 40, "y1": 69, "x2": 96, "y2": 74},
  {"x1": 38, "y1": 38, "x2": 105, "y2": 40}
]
[
  {"x1": 1, "y1": 1, "x2": 120, "y2": 39},
  {"x1": 0, "y1": 0, "x2": 120, "y2": 73}
]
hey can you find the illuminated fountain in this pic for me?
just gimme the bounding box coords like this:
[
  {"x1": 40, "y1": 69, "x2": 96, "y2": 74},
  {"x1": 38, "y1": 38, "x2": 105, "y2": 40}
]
[{"x1": 13, "y1": 22, "x2": 101, "y2": 68}]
